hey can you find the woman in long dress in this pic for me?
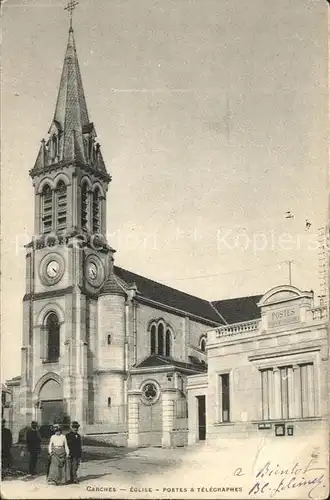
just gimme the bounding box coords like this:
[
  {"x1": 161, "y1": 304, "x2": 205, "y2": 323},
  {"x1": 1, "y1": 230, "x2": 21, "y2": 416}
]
[{"x1": 47, "y1": 424, "x2": 70, "y2": 485}]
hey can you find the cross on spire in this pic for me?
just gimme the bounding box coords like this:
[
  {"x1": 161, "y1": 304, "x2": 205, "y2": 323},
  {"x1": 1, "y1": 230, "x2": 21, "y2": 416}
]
[{"x1": 64, "y1": 0, "x2": 79, "y2": 30}]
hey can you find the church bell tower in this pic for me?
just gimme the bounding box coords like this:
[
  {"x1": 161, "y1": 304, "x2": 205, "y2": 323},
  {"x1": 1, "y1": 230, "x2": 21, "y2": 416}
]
[{"x1": 19, "y1": 3, "x2": 114, "y2": 429}]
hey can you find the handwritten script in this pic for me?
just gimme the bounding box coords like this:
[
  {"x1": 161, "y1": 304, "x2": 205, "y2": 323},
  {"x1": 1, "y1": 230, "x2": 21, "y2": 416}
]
[{"x1": 247, "y1": 458, "x2": 326, "y2": 499}]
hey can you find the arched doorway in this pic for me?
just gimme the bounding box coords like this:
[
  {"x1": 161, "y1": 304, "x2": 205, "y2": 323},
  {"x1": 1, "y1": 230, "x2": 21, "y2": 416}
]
[{"x1": 39, "y1": 379, "x2": 64, "y2": 425}]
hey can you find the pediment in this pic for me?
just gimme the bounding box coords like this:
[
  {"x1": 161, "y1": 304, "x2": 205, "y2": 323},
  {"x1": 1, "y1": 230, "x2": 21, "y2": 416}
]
[
  {"x1": 258, "y1": 285, "x2": 313, "y2": 308},
  {"x1": 264, "y1": 290, "x2": 299, "y2": 303}
]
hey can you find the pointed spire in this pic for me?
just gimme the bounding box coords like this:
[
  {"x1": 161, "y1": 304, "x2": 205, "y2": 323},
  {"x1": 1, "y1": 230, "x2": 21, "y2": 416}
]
[
  {"x1": 31, "y1": 17, "x2": 111, "y2": 183},
  {"x1": 53, "y1": 28, "x2": 89, "y2": 130},
  {"x1": 95, "y1": 144, "x2": 108, "y2": 174},
  {"x1": 51, "y1": 28, "x2": 90, "y2": 162},
  {"x1": 33, "y1": 139, "x2": 46, "y2": 171}
]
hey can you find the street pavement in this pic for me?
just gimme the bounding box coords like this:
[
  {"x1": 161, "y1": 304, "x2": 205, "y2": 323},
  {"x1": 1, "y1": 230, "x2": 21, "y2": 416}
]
[{"x1": 1, "y1": 436, "x2": 329, "y2": 499}]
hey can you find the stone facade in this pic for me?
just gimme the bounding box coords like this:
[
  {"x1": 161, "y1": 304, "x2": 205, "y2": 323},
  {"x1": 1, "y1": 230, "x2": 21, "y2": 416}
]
[
  {"x1": 9, "y1": 255, "x2": 215, "y2": 445},
  {"x1": 6, "y1": 26, "x2": 225, "y2": 447},
  {"x1": 187, "y1": 285, "x2": 329, "y2": 447}
]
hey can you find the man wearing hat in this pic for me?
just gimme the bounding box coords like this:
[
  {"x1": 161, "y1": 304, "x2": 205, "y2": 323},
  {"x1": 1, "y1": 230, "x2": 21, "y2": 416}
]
[
  {"x1": 1, "y1": 418, "x2": 13, "y2": 472},
  {"x1": 66, "y1": 421, "x2": 82, "y2": 484},
  {"x1": 26, "y1": 421, "x2": 41, "y2": 476}
]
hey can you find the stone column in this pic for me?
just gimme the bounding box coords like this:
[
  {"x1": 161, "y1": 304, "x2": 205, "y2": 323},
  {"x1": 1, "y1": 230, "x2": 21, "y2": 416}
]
[
  {"x1": 63, "y1": 340, "x2": 75, "y2": 420},
  {"x1": 127, "y1": 390, "x2": 142, "y2": 448},
  {"x1": 71, "y1": 171, "x2": 77, "y2": 230},
  {"x1": 88, "y1": 188, "x2": 93, "y2": 232},
  {"x1": 75, "y1": 343, "x2": 88, "y2": 432},
  {"x1": 307, "y1": 363, "x2": 315, "y2": 417},
  {"x1": 161, "y1": 388, "x2": 177, "y2": 448},
  {"x1": 287, "y1": 366, "x2": 294, "y2": 419},
  {"x1": 273, "y1": 368, "x2": 281, "y2": 419},
  {"x1": 268, "y1": 368, "x2": 275, "y2": 419},
  {"x1": 34, "y1": 193, "x2": 41, "y2": 234},
  {"x1": 21, "y1": 347, "x2": 28, "y2": 386},
  {"x1": 9, "y1": 401, "x2": 20, "y2": 444},
  {"x1": 292, "y1": 364, "x2": 301, "y2": 418},
  {"x1": 101, "y1": 195, "x2": 107, "y2": 235},
  {"x1": 19, "y1": 389, "x2": 33, "y2": 428}
]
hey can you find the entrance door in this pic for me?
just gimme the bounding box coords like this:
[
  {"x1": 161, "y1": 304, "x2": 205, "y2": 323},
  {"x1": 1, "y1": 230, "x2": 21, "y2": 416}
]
[
  {"x1": 39, "y1": 378, "x2": 63, "y2": 425},
  {"x1": 197, "y1": 395, "x2": 206, "y2": 441},
  {"x1": 41, "y1": 400, "x2": 64, "y2": 425},
  {"x1": 139, "y1": 401, "x2": 163, "y2": 447}
]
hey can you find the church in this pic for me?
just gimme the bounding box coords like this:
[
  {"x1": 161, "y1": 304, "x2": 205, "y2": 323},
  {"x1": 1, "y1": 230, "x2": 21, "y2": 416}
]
[{"x1": 5, "y1": 19, "x2": 263, "y2": 448}]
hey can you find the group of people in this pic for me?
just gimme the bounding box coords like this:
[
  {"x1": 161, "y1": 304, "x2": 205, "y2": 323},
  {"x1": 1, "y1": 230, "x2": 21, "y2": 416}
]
[
  {"x1": 1, "y1": 418, "x2": 82, "y2": 485},
  {"x1": 47, "y1": 421, "x2": 82, "y2": 485}
]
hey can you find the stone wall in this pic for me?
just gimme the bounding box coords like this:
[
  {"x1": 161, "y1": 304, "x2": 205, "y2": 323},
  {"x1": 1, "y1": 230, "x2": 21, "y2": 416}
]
[
  {"x1": 135, "y1": 303, "x2": 210, "y2": 363},
  {"x1": 83, "y1": 430, "x2": 128, "y2": 447},
  {"x1": 201, "y1": 286, "x2": 329, "y2": 447}
]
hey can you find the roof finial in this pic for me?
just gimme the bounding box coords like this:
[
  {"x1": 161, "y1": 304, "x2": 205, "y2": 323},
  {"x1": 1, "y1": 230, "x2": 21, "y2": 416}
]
[{"x1": 64, "y1": 0, "x2": 79, "y2": 31}]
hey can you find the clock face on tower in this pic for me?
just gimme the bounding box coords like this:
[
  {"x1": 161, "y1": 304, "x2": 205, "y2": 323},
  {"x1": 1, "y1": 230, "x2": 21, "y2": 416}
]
[
  {"x1": 39, "y1": 254, "x2": 65, "y2": 286},
  {"x1": 46, "y1": 260, "x2": 60, "y2": 278},
  {"x1": 87, "y1": 262, "x2": 98, "y2": 280},
  {"x1": 85, "y1": 255, "x2": 104, "y2": 287}
]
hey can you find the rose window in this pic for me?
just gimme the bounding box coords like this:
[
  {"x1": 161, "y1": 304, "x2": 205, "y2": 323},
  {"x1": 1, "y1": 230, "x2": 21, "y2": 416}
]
[{"x1": 141, "y1": 382, "x2": 159, "y2": 404}]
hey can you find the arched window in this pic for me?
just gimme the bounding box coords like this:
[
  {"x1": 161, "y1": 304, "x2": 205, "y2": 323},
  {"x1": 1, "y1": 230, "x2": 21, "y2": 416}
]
[
  {"x1": 41, "y1": 184, "x2": 53, "y2": 234},
  {"x1": 81, "y1": 182, "x2": 89, "y2": 231},
  {"x1": 55, "y1": 181, "x2": 67, "y2": 231},
  {"x1": 157, "y1": 323, "x2": 164, "y2": 356},
  {"x1": 45, "y1": 313, "x2": 60, "y2": 362},
  {"x1": 150, "y1": 325, "x2": 156, "y2": 355},
  {"x1": 200, "y1": 337, "x2": 206, "y2": 352},
  {"x1": 92, "y1": 188, "x2": 101, "y2": 233},
  {"x1": 165, "y1": 329, "x2": 171, "y2": 357},
  {"x1": 149, "y1": 321, "x2": 174, "y2": 357}
]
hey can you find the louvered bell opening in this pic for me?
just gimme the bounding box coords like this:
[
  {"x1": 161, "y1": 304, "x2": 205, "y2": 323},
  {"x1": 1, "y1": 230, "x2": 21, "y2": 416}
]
[
  {"x1": 42, "y1": 185, "x2": 53, "y2": 234},
  {"x1": 56, "y1": 181, "x2": 67, "y2": 231},
  {"x1": 92, "y1": 188, "x2": 100, "y2": 233},
  {"x1": 81, "y1": 183, "x2": 89, "y2": 231}
]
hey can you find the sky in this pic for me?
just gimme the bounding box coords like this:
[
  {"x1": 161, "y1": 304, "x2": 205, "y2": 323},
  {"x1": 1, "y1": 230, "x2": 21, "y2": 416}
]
[{"x1": 1, "y1": 0, "x2": 328, "y2": 380}]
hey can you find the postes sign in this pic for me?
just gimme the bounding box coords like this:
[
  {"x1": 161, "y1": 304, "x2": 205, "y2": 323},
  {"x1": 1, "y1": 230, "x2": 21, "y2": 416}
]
[{"x1": 268, "y1": 305, "x2": 299, "y2": 328}]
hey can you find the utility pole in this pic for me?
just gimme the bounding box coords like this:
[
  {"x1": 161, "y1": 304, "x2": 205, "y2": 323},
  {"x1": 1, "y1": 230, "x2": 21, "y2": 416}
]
[{"x1": 286, "y1": 260, "x2": 293, "y2": 285}]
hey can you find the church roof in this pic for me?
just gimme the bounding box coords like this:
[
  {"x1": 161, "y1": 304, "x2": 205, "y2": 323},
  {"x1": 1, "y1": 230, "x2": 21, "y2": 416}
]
[
  {"x1": 212, "y1": 295, "x2": 262, "y2": 324},
  {"x1": 114, "y1": 266, "x2": 262, "y2": 325},
  {"x1": 114, "y1": 266, "x2": 224, "y2": 324},
  {"x1": 134, "y1": 355, "x2": 207, "y2": 373},
  {"x1": 99, "y1": 273, "x2": 126, "y2": 297}
]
